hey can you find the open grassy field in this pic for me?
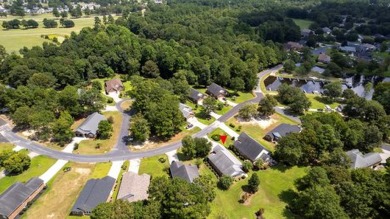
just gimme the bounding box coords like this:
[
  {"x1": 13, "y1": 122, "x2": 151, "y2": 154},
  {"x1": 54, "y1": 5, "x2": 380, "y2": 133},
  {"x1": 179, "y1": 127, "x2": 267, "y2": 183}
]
[
  {"x1": 0, "y1": 142, "x2": 14, "y2": 152},
  {"x1": 23, "y1": 162, "x2": 96, "y2": 219},
  {"x1": 138, "y1": 155, "x2": 169, "y2": 178},
  {"x1": 306, "y1": 94, "x2": 339, "y2": 109},
  {"x1": 90, "y1": 162, "x2": 112, "y2": 178},
  {"x1": 0, "y1": 155, "x2": 56, "y2": 193},
  {"x1": 209, "y1": 166, "x2": 307, "y2": 219},
  {"x1": 0, "y1": 14, "x2": 112, "y2": 53},
  {"x1": 75, "y1": 111, "x2": 122, "y2": 154},
  {"x1": 227, "y1": 90, "x2": 255, "y2": 103},
  {"x1": 292, "y1": 19, "x2": 314, "y2": 29},
  {"x1": 226, "y1": 113, "x2": 298, "y2": 151}
]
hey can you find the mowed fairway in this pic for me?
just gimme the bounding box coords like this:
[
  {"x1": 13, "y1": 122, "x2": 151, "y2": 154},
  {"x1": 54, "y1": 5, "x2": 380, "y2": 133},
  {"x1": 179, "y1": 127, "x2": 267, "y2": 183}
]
[
  {"x1": 23, "y1": 162, "x2": 111, "y2": 219},
  {"x1": 0, "y1": 14, "x2": 110, "y2": 53}
]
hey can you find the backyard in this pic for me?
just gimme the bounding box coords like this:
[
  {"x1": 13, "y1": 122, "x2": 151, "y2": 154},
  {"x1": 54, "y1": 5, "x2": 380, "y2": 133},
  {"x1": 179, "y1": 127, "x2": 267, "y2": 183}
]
[
  {"x1": 292, "y1": 18, "x2": 314, "y2": 29},
  {"x1": 0, "y1": 155, "x2": 56, "y2": 193},
  {"x1": 138, "y1": 155, "x2": 169, "y2": 178},
  {"x1": 23, "y1": 162, "x2": 111, "y2": 219},
  {"x1": 74, "y1": 111, "x2": 122, "y2": 154},
  {"x1": 209, "y1": 166, "x2": 307, "y2": 219}
]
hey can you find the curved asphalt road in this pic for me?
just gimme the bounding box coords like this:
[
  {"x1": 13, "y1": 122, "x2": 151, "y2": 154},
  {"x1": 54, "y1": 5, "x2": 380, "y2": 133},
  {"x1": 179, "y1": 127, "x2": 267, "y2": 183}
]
[{"x1": 0, "y1": 65, "x2": 284, "y2": 162}]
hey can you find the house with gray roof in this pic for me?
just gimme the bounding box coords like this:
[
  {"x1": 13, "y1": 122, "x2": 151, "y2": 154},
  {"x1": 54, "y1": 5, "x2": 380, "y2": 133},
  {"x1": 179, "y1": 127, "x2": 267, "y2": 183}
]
[
  {"x1": 170, "y1": 161, "x2": 199, "y2": 183},
  {"x1": 70, "y1": 176, "x2": 115, "y2": 216},
  {"x1": 340, "y1": 46, "x2": 357, "y2": 55},
  {"x1": 206, "y1": 83, "x2": 228, "y2": 99},
  {"x1": 234, "y1": 132, "x2": 271, "y2": 163},
  {"x1": 208, "y1": 145, "x2": 245, "y2": 178},
  {"x1": 318, "y1": 53, "x2": 331, "y2": 64},
  {"x1": 311, "y1": 66, "x2": 325, "y2": 74},
  {"x1": 346, "y1": 149, "x2": 382, "y2": 169},
  {"x1": 188, "y1": 88, "x2": 205, "y2": 104},
  {"x1": 117, "y1": 172, "x2": 150, "y2": 202},
  {"x1": 179, "y1": 103, "x2": 194, "y2": 120},
  {"x1": 75, "y1": 112, "x2": 106, "y2": 138},
  {"x1": 0, "y1": 177, "x2": 45, "y2": 219},
  {"x1": 264, "y1": 124, "x2": 301, "y2": 142}
]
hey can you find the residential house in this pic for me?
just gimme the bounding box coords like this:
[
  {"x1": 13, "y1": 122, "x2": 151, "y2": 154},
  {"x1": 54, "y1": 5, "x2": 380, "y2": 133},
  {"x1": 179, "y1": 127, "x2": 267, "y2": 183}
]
[
  {"x1": 340, "y1": 46, "x2": 357, "y2": 55},
  {"x1": 322, "y1": 27, "x2": 332, "y2": 35},
  {"x1": 188, "y1": 88, "x2": 205, "y2": 105},
  {"x1": 155, "y1": 0, "x2": 163, "y2": 3},
  {"x1": 0, "y1": 178, "x2": 45, "y2": 219},
  {"x1": 359, "y1": 43, "x2": 376, "y2": 52},
  {"x1": 233, "y1": 132, "x2": 271, "y2": 163},
  {"x1": 117, "y1": 172, "x2": 150, "y2": 202},
  {"x1": 301, "y1": 29, "x2": 313, "y2": 38},
  {"x1": 179, "y1": 103, "x2": 194, "y2": 120},
  {"x1": 170, "y1": 161, "x2": 199, "y2": 183},
  {"x1": 75, "y1": 112, "x2": 106, "y2": 138},
  {"x1": 285, "y1": 42, "x2": 304, "y2": 51},
  {"x1": 70, "y1": 176, "x2": 116, "y2": 216},
  {"x1": 105, "y1": 79, "x2": 124, "y2": 94},
  {"x1": 311, "y1": 66, "x2": 325, "y2": 74},
  {"x1": 264, "y1": 124, "x2": 301, "y2": 142},
  {"x1": 208, "y1": 145, "x2": 245, "y2": 178},
  {"x1": 317, "y1": 53, "x2": 331, "y2": 64},
  {"x1": 206, "y1": 83, "x2": 228, "y2": 99},
  {"x1": 346, "y1": 149, "x2": 382, "y2": 169}
]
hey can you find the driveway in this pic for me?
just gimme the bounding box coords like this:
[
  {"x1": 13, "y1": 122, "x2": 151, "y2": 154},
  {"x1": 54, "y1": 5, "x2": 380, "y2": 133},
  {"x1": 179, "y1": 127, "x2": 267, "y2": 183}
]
[
  {"x1": 128, "y1": 159, "x2": 141, "y2": 173},
  {"x1": 107, "y1": 161, "x2": 124, "y2": 179}
]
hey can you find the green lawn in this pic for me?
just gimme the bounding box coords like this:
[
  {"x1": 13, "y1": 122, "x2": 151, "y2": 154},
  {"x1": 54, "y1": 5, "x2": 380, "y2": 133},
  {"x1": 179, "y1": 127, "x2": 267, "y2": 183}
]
[
  {"x1": 209, "y1": 166, "x2": 307, "y2": 219},
  {"x1": 0, "y1": 14, "x2": 116, "y2": 53},
  {"x1": 306, "y1": 94, "x2": 339, "y2": 109},
  {"x1": 138, "y1": 155, "x2": 169, "y2": 179},
  {"x1": 0, "y1": 143, "x2": 14, "y2": 152},
  {"x1": 0, "y1": 155, "x2": 56, "y2": 193},
  {"x1": 208, "y1": 128, "x2": 234, "y2": 147},
  {"x1": 90, "y1": 162, "x2": 112, "y2": 178},
  {"x1": 215, "y1": 104, "x2": 233, "y2": 115},
  {"x1": 292, "y1": 19, "x2": 314, "y2": 29},
  {"x1": 227, "y1": 91, "x2": 255, "y2": 103}
]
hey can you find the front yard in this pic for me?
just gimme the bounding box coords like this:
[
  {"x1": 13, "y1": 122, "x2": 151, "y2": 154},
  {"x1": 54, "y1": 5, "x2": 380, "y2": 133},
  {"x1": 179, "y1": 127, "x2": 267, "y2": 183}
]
[
  {"x1": 138, "y1": 155, "x2": 169, "y2": 178},
  {"x1": 0, "y1": 143, "x2": 14, "y2": 152},
  {"x1": 74, "y1": 111, "x2": 122, "y2": 154},
  {"x1": 0, "y1": 155, "x2": 56, "y2": 193},
  {"x1": 208, "y1": 128, "x2": 234, "y2": 147},
  {"x1": 209, "y1": 166, "x2": 307, "y2": 219}
]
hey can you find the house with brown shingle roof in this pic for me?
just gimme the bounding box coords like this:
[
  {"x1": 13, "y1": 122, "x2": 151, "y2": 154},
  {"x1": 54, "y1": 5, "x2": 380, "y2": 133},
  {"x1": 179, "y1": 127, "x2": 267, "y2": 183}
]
[
  {"x1": 105, "y1": 79, "x2": 124, "y2": 94},
  {"x1": 318, "y1": 53, "x2": 331, "y2": 64}
]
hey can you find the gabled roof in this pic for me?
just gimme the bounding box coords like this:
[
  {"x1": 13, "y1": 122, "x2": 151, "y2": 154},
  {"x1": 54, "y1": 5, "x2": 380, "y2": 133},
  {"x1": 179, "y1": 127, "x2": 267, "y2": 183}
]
[
  {"x1": 188, "y1": 88, "x2": 205, "y2": 102},
  {"x1": 75, "y1": 112, "x2": 106, "y2": 136},
  {"x1": 71, "y1": 176, "x2": 115, "y2": 214},
  {"x1": 0, "y1": 177, "x2": 44, "y2": 217},
  {"x1": 318, "y1": 53, "x2": 331, "y2": 63},
  {"x1": 266, "y1": 124, "x2": 301, "y2": 139},
  {"x1": 311, "y1": 66, "x2": 325, "y2": 74},
  {"x1": 179, "y1": 103, "x2": 193, "y2": 119},
  {"x1": 340, "y1": 46, "x2": 357, "y2": 53},
  {"x1": 105, "y1": 78, "x2": 123, "y2": 93},
  {"x1": 234, "y1": 132, "x2": 269, "y2": 162},
  {"x1": 208, "y1": 145, "x2": 244, "y2": 178},
  {"x1": 206, "y1": 83, "x2": 227, "y2": 97},
  {"x1": 117, "y1": 172, "x2": 150, "y2": 202},
  {"x1": 170, "y1": 161, "x2": 199, "y2": 183},
  {"x1": 346, "y1": 149, "x2": 382, "y2": 169}
]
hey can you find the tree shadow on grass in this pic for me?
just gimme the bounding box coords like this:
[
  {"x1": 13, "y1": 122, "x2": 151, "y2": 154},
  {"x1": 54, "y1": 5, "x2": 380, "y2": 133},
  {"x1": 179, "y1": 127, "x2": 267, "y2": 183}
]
[
  {"x1": 269, "y1": 164, "x2": 293, "y2": 173},
  {"x1": 314, "y1": 96, "x2": 334, "y2": 104},
  {"x1": 279, "y1": 189, "x2": 299, "y2": 218}
]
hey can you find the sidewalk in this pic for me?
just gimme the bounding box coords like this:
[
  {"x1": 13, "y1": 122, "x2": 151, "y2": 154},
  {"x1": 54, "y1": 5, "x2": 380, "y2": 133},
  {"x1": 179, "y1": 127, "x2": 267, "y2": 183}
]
[
  {"x1": 219, "y1": 123, "x2": 239, "y2": 138},
  {"x1": 187, "y1": 117, "x2": 207, "y2": 129},
  {"x1": 210, "y1": 112, "x2": 221, "y2": 119}
]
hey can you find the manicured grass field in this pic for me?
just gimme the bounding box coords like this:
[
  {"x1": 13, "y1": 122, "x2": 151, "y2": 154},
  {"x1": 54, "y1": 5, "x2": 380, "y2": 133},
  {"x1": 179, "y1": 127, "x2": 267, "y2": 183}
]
[
  {"x1": 226, "y1": 113, "x2": 298, "y2": 151},
  {"x1": 0, "y1": 14, "x2": 118, "y2": 53},
  {"x1": 0, "y1": 142, "x2": 14, "y2": 152},
  {"x1": 138, "y1": 155, "x2": 169, "y2": 178},
  {"x1": 90, "y1": 162, "x2": 112, "y2": 178},
  {"x1": 227, "y1": 90, "x2": 255, "y2": 103},
  {"x1": 209, "y1": 166, "x2": 307, "y2": 219},
  {"x1": 292, "y1": 19, "x2": 314, "y2": 29},
  {"x1": 0, "y1": 155, "x2": 56, "y2": 193},
  {"x1": 23, "y1": 162, "x2": 95, "y2": 219},
  {"x1": 75, "y1": 111, "x2": 122, "y2": 154},
  {"x1": 215, "y1": 104, "x2": 233, "y2": 115}
]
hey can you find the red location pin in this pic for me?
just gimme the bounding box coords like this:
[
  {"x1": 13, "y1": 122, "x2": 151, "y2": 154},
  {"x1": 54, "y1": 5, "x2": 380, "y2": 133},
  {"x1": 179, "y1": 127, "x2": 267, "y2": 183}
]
[{"x1": 220, "y1": 135, "x2": 227, "y2": 144}]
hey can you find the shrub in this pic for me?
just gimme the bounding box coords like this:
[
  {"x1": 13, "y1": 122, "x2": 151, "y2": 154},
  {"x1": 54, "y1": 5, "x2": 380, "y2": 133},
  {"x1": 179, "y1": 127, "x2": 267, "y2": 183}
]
[
  {"x1": 217, "y1": 102, "x2": 224, "y2": 110},
  {"x1": 158, "y1": 157, "x2": 166, "y2": 163},
  {"x1": 74, "y1": 143, "x2": 79, "y2": 150},
  {"x1": 95, "y1": 143, "x2": 101, "y2": 149},
  {"x1": 218, "y1": 175, "x2": 234, "y2": 190},
  {"x1": 248, "y1": 173, "x2": 260, "y2": 193},
  {"x1": 229, "y1": 123, "x2": 235, "y2": 128},
  {"x1": 107, "y1": 116, "x2": 114, "y2": 124},
  {"x1": 211, "y1": 134, "x2": 220, "y2": 141},
  {"x1": 107, "y1": 97, "x2": 114, "y2": 104},
  {"x1": 242, "y1": 160, "x2": 253, "y2": 173}
]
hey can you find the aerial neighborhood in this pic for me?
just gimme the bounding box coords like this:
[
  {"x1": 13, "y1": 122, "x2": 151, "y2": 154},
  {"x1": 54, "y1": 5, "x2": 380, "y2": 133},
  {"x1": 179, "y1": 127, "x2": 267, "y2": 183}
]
[{"x1": 0, "y1": 0, "x2": 389, "y2": 219}]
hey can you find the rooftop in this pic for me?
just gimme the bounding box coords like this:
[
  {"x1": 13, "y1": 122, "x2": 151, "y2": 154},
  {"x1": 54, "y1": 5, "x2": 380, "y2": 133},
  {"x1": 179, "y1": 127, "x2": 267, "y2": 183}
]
[
  {"x1": 234, "y1": 132, "x2": 270, "y2": 162},
  {"x1": 75, "y1": 112, "x2": 106, "y2": 136},
  {"x1": 117, "y1": 172, "x2": 150, "y2": 202},
  {"x1": 266, "y1": 123, "x2": 301, "y2": 139},
  {"x1": 170, "y1": 161, "x2": 199, "y2": 183},
  {"x1": 188, "y1": 88, "x2": 205, "y2": 101},
  {"x1": 207, "y1": 83, "x2": 227, "y2": 97},
  {"x1": 208, "y1": 145, "x2": 244, "y2": 177},
  {"x1": 346, "y1": 149, "x2": 382, "y2": 169}
]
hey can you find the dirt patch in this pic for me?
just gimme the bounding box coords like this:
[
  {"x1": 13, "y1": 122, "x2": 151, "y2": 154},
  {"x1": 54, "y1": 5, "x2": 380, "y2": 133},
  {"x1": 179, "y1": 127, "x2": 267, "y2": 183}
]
[
  {"x1": 75, "y1": 167, "x2": 91, "y2": 175},
  {"x1": 21, "y1": 129, "x2": 35, "y2": 137},
  {"x1": 236, "y1": 117, "x2": 277, "y2": 129}
]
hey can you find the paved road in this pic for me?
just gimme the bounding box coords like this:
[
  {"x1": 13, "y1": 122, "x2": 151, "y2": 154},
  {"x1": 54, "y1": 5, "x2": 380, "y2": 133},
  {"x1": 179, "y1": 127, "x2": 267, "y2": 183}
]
[{"x1": 0, "y1": 65, "x2": 287, "y2": 162}]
